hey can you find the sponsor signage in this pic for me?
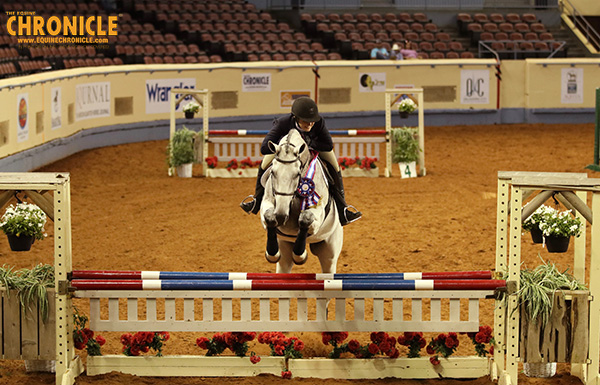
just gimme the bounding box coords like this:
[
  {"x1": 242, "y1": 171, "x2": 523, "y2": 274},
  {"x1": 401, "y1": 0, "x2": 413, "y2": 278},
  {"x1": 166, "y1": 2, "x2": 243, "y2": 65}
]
[
  {"x1": 75, "y1": 82, "x2": 110, "y2": 121},
  {"x1": 280, "y1": 90, "x2": 311, "y2": 108},
  {"x1": 460, "y1": 69, "x2": 489, "y2": 104},
  {"x1": 242, "y1": 73, "x2": 271, "y2": 92},
  {"x1": 51, "y1": 87, "x2": 61, "y2": 130},
  {"x1": 145, "y1": 78, "x2": 196, "y2": 114},
  {"x1": 17, "y1": 93, "x2": 29, "y2": 143},
  {"x1": 359, "y1": 73, "x2": 386, "y2": 92},
  {"x1": 561, "y1": 68, "x2": 583, "y2": 104}
]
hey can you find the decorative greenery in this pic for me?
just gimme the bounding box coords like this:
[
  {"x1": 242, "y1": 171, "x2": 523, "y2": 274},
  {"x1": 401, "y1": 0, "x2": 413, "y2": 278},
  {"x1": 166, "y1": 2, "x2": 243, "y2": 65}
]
[
  {"x1": 205, "y1": 156, "x2": 218, "y2": 169},
  {"x1": 397, "y1": 332, "x2": 426, "y2": 358},
  {"x1": 539, "y1": 209, "x2": 583, "y2": 238},
  {"x1": 0, "y1": 202, "x2": 47, "y2": 240},
  {"x1": 398, "y1": 98, "x2": 417, "y2": 113},
  {"x1": 196, "y1": 332, "x2": 258, "y2": 358},
  {"x1": 514, "y1": 257, "x2": 587, "y2": 326},
  {"x1": 182, "y1": 100, "x2": 200, "y2": 114},
  {"x1": 258, "y1": 332, "x2": 304, "y2": 359},
  {"x1": 321, "y1": 331, "x2": 400, "y2": 359},
  {"x1": 522, "y1": 204, "x2": 556, "y2": 232},
  {"x1": 0, "y1": 264, "x2": 54, "y2": 321},
  {"x1": 391, "y1": 127, "x2": 420, "y2": 163},
  {"x1": 465, "y1": 325, "x2": 495, "y2": 357},
  {"x1": 338, "y1": 157, "x2": 378, "y2": 170},
  {"x1": 73, "y1": 308, "x2": 105, "y2": 356},
  {"x1": 121, "y1": 331, "x2": 170, "y2": 357},
  {"x1": 167, "y1": 126, "x2": 196, "y2": 168},
  {"x1": 426, "y1": 332, "x2": 459, "y2": 365}
]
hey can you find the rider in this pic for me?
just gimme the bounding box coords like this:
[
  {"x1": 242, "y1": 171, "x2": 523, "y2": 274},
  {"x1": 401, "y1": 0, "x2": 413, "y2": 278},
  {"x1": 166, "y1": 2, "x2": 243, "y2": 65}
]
[{"x1": 240, "y1": 97, "x2": 362, "y2": 226}]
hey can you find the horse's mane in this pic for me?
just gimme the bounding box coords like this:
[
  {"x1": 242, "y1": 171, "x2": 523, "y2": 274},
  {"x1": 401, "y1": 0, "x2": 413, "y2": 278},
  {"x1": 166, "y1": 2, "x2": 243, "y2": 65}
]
[{"x1": 277, "y1": 129, "x2": 309, "y2": 164}]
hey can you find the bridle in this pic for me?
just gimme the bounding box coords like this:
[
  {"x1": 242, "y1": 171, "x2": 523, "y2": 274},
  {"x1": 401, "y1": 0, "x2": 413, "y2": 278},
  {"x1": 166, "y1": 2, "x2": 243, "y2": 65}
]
[{"x1": 271, "y1": 142, "x2": 306, "y2": 198}]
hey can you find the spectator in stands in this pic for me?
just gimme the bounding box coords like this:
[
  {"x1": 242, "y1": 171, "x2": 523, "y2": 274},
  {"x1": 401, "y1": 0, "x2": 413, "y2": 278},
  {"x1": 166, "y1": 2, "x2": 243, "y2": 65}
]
[
  {"x1": 401, "y1": 40, "x2": 418, "y2": 59},
  {"x1": 370, "y1": 40, "x2": 390, "y2": 60},
  {"x1": 390, "y1": 43, "x2": 403, "y2": 60},
  {"x1": 240, "y1": 97, "x2": 362, "y2": 226}
]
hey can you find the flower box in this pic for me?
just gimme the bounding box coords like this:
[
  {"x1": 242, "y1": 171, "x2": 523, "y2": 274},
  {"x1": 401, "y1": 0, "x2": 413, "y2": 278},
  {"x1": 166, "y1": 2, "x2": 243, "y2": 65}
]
[
  {"x1": 288, "y1": 357, "x2": 489, "y2": 379},
  {"x1": 86, "y1": 356, "x2": 489, "y2": 379},
  {"x1": 341, "y1": 168, "x2": 379, "y2": 178},
  {"x1": 86, "y1": 355, "x2": 285, "y2": 377},
  {"x1": 207, "y1": 168, "x2": 258, "y2": 178}
]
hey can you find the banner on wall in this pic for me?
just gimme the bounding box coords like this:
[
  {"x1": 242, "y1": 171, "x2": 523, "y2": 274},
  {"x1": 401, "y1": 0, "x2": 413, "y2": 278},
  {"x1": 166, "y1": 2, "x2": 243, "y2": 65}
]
[
  {"x1": 242, "y1": 73, "x2": 272, "y2": 92},
  {"x1": 359, "y1": 73, "x2": 386, "y2": 92},
  {"x1": 75, "y1": 82, "x2": 111, "y2": 121},
  {"x1": 16, "y1": 93, "x2": 29, "y2": 143},
  {"x1": 145, "y1": 78, "x2": 196, "y2": 114},
  {"x1": 561, "y1": 68, "x2": 583, "y2": 104},
  {"x1": 51, "y1": 87, "x2": 61, "y2": 130},
  {"x1": 460, "y1": 69, "x2": 489, "y2": 104},
  {"x1": 280, "y1": 90, "x2": 311, "y2": 108}
]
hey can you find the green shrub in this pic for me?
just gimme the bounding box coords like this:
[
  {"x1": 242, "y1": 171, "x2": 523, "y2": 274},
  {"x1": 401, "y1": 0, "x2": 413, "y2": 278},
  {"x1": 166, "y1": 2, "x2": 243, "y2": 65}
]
[
  {"x1": 167, "y1": 126, "x2": 197, "y2": 167},
  {"x1": 392, "y1": 127, "x2": 420, "y2": 163}
]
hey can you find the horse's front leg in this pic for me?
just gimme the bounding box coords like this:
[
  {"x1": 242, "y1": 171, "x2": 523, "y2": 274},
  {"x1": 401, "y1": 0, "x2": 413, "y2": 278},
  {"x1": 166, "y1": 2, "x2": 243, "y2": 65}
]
[
  {"x1": 263, "y1": 208, "x2": 280, "y2": 263},
  {"x1": 292, "y1": 210, "x2": 315, "y2": 265}
]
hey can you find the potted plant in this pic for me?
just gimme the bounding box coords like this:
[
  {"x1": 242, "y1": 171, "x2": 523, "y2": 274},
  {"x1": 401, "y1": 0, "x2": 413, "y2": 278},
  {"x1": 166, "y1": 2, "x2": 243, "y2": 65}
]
[
  {"x1": 167, "y1": 126, "x2": 196, "y2": 178},
  {"x1": 513, "y1": 258, "x2": 588, "y2": 377},
  {"x1": 391, "y1": 127, "x2": 420, "y2": 178},
  {"x1": 0, "y1": 202, "x2": 47, "y2": 251},
  {"x1": 397, "y1": 98, "x2": 417, "y2": 119},
  {"x1": 522, "y1": 204, "x2": 556, "y2": 244},
  {"x1": 183, "y1": 100, "x2": 200, "y2": 119},
  {"x1": 538, "y1": 209, "x2": 583, "y2": 253}
]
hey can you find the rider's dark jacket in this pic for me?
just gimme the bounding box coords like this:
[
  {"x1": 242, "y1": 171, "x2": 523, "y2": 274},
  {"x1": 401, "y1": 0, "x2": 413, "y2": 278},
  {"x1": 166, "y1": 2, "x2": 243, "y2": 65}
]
[{"x1": 260, "y1": 114, "x2": 334, "y2": 155}]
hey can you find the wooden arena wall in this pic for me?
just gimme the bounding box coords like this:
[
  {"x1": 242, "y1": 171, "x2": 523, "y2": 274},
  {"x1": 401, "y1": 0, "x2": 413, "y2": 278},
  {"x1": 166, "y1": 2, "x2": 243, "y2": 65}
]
[{"x1": 0, "y1": 58, "x2": 598, "y2": 170}]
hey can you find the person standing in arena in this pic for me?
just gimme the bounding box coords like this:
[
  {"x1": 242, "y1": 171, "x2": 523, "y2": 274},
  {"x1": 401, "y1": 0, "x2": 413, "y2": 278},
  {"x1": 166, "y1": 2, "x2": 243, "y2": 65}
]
[{"x1": 240, "y1": 97, "x2": 362, "y2": 226}]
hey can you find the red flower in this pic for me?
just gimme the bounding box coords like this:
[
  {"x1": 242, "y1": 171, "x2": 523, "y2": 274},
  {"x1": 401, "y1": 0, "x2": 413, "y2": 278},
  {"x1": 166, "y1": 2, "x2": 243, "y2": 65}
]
[
  {"x1": 294, "y1": 340, "x2": 305, "y2": 351},
  {"x1": 430, "y1": 356, "x2": 440, "y2": 365},
  {"x1": 82, "y1": 328, "x2": 94, "y2": 339},
  {"x1": 348, "y1": 339, "x2": 360, "y2": 352},
  {"x1": 160, "y1": 332, "x2": 170, "y2": 341},
  {"x1": 121, "y1": 333, "x2": 132, "y2": 346},
  {"x1": 334, "y1": 332, "x2": 348, "y2": 344},
  {"x1": 196, "y1": 337, "x2": 210, "y2": 349},
  {"x1": 281, "y1": 370, "x2": 292, "y2": 379},
  {"x1": 96, "y1": 335, "x2": 106, "y2": 346},
  {"x1": 368, "y1": 343, "x2": 379, "y2": 355},
  {"x1": 250, "y1": 354, "x2": 261, "y2": 364},
  {"x1": 426, "y1": 345, "x2": 435, "y2": 355},
  {"x1": 321, "y1": 333, "x2": 332, "y2": 345},
  {"x1": 387, "y1": 348, "x2": 400, "y2": 358},
  {"x1": 129, "y1": 345, "x2": 141, "y2": 356}
]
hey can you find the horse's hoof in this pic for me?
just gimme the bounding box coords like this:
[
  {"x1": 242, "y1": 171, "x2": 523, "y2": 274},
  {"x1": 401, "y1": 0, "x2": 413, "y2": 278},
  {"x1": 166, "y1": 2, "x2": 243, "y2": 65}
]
[
  {"x1": 292, "y1": 250, "x2": 308, "y2": 265},
  {"x1": 265, "y1": 250, "x2": 281, "y2": 263}
]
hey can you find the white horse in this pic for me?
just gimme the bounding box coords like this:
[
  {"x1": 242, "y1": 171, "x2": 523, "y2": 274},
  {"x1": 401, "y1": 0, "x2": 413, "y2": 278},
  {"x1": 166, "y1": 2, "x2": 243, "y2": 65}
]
[{"x1": 260, "y1": 129, "x2": 343, "y2": 274}]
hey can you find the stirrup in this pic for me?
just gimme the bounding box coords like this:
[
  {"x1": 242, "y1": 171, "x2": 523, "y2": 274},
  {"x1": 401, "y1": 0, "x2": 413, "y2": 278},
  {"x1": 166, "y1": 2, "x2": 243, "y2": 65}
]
[
  {"x1": 343, "y1": 205, "x2": 362, "y2": 224},
  {"x1": 240, "y1": 195, "x2": 257, "y2": 214}
]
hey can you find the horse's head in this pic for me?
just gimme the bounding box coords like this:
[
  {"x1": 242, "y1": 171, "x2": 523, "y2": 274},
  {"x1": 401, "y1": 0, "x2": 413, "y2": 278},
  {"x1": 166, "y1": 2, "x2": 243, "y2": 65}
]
[{"x1": 267, "y1": 130, "x2": 309, "y2": 226}]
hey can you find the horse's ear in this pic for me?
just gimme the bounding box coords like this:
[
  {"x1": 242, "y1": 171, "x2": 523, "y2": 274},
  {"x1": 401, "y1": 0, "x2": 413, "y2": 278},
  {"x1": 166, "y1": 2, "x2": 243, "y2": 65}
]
[{"x1": 268, "y1": 141, "x2": 279, "y2": 153}]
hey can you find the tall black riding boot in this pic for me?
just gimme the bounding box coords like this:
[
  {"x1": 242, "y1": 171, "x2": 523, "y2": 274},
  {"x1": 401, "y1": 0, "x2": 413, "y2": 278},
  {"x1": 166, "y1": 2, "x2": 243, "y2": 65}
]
[
  {"x1": 240, "y1": 167, "x2": 266, "y2": 214},
  {"x1": 330, "y1": 170, "x2": 362, "y2": 226}
]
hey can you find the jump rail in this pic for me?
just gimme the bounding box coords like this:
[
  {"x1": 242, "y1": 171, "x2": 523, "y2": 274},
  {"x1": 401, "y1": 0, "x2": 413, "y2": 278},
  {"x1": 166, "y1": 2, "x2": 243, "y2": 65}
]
[
  {"x1": 204, "y1": 129, "x2": 387, "y2": 177},
  {"x1": 74, "y1": 288, "x2": 495, "y2": 333}
]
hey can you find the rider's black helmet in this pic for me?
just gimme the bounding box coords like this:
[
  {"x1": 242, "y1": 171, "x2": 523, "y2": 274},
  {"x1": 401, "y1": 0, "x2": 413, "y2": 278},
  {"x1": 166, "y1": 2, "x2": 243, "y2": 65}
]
[{"x1": 291, "y1": 97, "x2": 320, "y2": 122}]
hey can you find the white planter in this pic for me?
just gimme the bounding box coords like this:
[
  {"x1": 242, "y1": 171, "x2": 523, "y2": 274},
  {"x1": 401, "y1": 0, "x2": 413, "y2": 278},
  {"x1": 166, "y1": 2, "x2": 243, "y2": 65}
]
[
  {"x1": 176, "y1": 163, "x2": 193, "y2": 178},
  {"x1": 86, "y1": 355, "x2": 489, "y2": 379},
  {"x1": 86, "y1": 355, "x2": 285, "y2": 377},
  {"x1": 341, "y1": 168, "x2": 379, "y2": 178},
  {"x1": 288, "y1": 356, "x2": 489, "y2": 379},
  {"x1": 398, "y1": 161, "x2": 417, "y2": 178},
  {"x1": 207, "y1": 168, "x2": 258, "y2": 178}
]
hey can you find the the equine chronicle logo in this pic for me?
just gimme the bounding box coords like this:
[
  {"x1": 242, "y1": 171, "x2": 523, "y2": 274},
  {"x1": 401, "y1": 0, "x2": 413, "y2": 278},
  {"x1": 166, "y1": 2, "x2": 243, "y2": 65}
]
[{"x1": 5, "y1": 11, "x2": 117, "y2": 45}]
